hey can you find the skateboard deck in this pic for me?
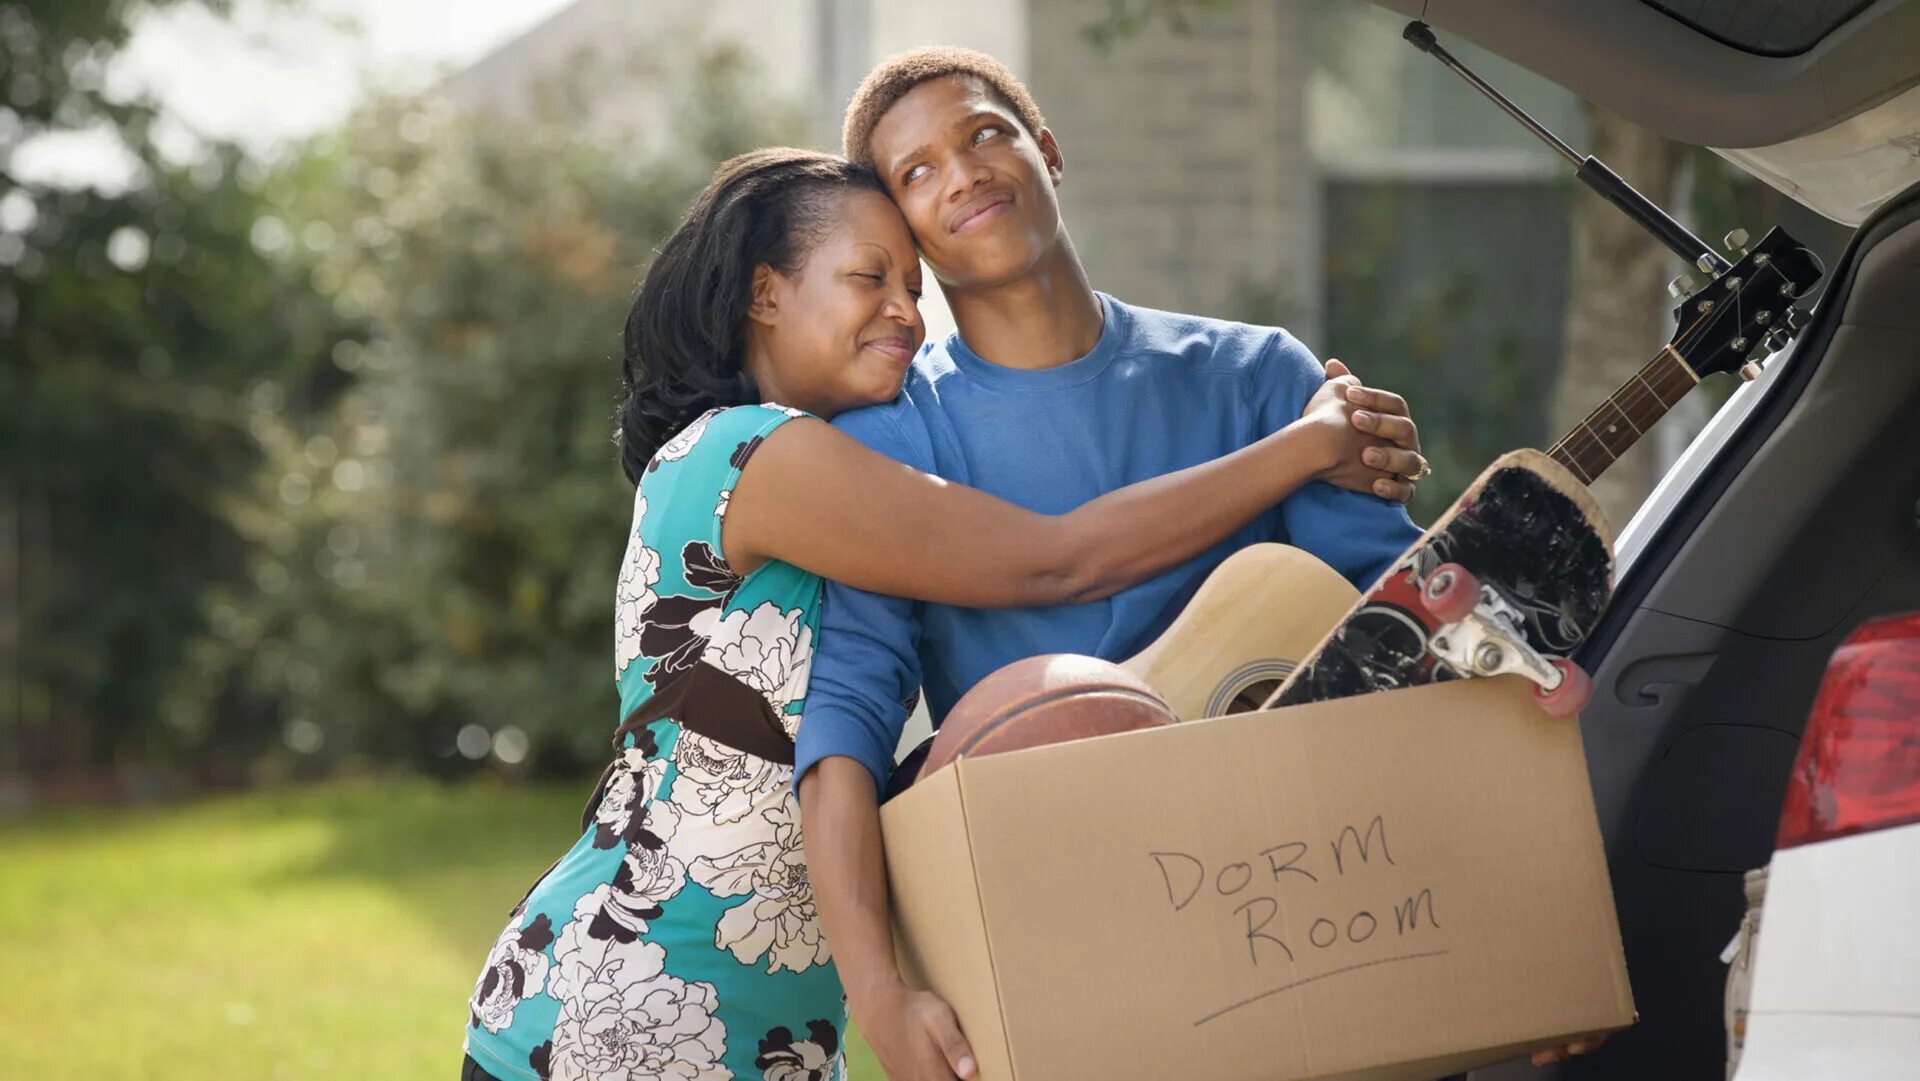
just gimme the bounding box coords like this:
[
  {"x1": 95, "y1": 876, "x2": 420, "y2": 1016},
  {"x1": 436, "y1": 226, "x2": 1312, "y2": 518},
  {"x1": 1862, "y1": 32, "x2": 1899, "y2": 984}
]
[{"x1": 1266, "y1": 449, "x2": 1615, "y2": 715}]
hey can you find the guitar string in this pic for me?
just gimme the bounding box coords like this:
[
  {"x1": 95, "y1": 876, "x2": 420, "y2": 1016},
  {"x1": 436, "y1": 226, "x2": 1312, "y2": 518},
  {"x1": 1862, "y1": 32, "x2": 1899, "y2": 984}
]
[
  {"x1": 1519, "y1": 250, "x2": 1805, "y2": 485},
  {"x1": 1550, "y1": 261, "x2": 1787, "y2": 482},
  {"x1": 1563, "y1": 355, "x2": 1686, "y2": 446},
  {"x1": 1554, "y1": 377, "x2": 1682, "y2": 481},
  {"x1": 1548, "y1": 352, "x2": 1694, "y2": 482}
]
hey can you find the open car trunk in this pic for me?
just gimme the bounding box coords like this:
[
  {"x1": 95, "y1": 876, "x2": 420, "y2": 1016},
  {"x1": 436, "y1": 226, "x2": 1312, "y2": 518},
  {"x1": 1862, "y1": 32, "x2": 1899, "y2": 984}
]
[
  {"x1": 1366, "y1": 0, "x2": 1920, "y2": 224},
  {"x1": 1472, "y1": 181, "x2": 1920, "y2": 1079},
  {"x1": 1340, "y1": 3, "x2": 1920, "y2": 1074}
]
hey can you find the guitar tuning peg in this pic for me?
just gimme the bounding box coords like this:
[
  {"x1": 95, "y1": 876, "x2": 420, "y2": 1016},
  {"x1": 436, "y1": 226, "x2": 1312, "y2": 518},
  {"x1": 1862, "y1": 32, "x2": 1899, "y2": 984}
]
[
  {"x1": 1668, "y1": 273, "x2": 1698, "y2": 299},
  {"x1": 1724, "y1": 227, "x2": 1750, "y2": 253},
  {"x1": 1740, "y1": 361, "x2": 1764, "y2": 381}
]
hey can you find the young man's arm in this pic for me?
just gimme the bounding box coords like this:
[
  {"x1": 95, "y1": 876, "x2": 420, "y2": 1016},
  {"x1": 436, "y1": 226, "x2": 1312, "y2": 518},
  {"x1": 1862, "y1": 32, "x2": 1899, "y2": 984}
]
[
  {"x1": 1255, "y1": 332, "x2": 1426, "y2": 587},
  {"x1": 797, "y1": 601, "x2": 976, "y2": 1081},
  {"x1": 793, "y1": 406, "x2": 979, "y2": 1081}
]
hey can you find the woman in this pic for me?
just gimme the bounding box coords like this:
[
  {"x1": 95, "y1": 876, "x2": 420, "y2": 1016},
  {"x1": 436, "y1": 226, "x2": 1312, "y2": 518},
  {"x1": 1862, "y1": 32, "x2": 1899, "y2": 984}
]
[{"x1": 461, "y1": 148, "x2": 1420, "y2": 1081}]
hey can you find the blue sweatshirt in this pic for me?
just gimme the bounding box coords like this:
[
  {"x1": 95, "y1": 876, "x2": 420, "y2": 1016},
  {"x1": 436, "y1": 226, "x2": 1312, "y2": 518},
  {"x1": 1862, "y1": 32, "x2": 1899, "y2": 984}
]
[{"x1": 794, "y1": 293, "x2": 1422, "y2": 791}]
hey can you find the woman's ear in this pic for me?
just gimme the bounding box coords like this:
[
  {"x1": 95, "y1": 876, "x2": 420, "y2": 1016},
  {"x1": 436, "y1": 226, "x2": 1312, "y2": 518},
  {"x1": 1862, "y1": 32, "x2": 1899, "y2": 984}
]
[{"x1": 748, "y1": 264, "x2": 781, "y2": 327}]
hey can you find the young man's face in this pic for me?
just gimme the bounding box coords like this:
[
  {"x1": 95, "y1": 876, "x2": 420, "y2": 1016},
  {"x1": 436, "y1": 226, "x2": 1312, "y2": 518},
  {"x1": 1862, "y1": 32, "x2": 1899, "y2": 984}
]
[{"x1": 867, "y1": 74, "x2": 1065, "y2": 290}]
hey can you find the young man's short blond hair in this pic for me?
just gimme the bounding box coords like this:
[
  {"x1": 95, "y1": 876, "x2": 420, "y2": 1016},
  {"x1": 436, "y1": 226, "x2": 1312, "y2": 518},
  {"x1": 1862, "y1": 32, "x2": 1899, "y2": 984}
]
[{"x1": 841, "y1": 46, "x2": 1047, "y2": 168}]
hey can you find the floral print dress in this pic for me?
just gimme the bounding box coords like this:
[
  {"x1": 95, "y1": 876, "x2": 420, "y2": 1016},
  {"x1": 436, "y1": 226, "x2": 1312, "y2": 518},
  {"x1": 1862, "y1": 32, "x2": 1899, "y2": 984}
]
[{"x1": 464, "y1": 404, "x2": 844, "y2": 1081}]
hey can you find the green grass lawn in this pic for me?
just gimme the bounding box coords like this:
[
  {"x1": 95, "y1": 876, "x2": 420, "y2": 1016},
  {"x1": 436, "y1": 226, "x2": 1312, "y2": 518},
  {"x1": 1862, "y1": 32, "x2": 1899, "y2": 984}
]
[{"x1": 0, "y1": 778, "x2": 882, "y2": 1080}]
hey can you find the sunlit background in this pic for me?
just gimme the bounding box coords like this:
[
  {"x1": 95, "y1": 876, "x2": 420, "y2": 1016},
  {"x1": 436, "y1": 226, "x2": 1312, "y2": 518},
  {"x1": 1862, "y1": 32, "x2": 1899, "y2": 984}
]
[{"x1": 0, "y1": 1, "x2": 1857, "y2": 1078}]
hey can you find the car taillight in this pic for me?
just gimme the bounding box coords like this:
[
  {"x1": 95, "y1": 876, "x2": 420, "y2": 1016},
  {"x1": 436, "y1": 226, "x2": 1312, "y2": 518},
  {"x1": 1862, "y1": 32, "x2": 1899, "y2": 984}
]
[{"x1": 1776, "y1": 612, "x2": 1920, "y2": 849}]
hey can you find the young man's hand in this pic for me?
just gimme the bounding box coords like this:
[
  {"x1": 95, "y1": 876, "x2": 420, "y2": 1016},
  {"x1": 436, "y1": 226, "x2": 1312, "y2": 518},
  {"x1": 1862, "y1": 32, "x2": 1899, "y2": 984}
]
[
  {"x1": 1299, "y1": 358, "x2": 1427, "y2": 503},
  {"x1": 856, "y1": 981, "x2": 977, "y2": 1081},
  {"x1": 1530, "y1": 1033, "x2": 1609, "y2": 1065}
]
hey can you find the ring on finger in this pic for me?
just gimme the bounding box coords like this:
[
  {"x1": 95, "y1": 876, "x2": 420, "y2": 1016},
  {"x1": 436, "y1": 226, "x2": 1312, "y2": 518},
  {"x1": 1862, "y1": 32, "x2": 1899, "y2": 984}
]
[{"x1": 1405, "y1": 455, "x2": 1432, "y2": 482}]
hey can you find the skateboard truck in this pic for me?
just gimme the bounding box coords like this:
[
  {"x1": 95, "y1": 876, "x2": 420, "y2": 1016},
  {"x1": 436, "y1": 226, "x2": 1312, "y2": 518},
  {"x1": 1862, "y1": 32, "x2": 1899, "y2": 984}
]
[{"x1": 1420, "y1": 563, "x2": 1593, "y2": 717}]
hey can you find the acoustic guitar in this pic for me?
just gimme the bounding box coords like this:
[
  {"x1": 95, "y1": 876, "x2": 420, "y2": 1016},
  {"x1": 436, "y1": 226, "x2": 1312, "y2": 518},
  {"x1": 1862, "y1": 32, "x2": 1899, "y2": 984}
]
[{"x1": 1122, "y1": 226, "x2": 1821, "y2": 720}]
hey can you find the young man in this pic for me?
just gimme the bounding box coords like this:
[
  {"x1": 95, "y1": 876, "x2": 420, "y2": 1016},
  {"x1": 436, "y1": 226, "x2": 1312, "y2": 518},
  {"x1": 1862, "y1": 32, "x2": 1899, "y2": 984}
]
[{"x1": 794, "y1": 49, "x2": 1469, "y2": 1081}]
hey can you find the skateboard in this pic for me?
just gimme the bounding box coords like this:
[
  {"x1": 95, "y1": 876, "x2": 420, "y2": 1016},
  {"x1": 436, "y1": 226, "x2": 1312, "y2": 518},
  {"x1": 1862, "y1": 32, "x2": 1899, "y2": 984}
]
[{"x1": 1264, "y1": 449, "x2": 1614, "y2": 716}]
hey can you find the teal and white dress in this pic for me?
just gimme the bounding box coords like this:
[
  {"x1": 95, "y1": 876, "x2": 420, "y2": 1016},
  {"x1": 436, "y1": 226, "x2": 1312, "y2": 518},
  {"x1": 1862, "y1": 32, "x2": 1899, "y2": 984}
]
[{"x1": 464, "y1": 404, "x2": 845, "y2": 1081}]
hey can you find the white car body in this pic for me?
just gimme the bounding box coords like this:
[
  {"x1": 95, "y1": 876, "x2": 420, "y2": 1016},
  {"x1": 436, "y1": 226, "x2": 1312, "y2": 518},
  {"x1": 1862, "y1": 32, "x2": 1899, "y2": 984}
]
[{"x1": 1734, "y1": 822, "x2": 1920, "y2": 1079}]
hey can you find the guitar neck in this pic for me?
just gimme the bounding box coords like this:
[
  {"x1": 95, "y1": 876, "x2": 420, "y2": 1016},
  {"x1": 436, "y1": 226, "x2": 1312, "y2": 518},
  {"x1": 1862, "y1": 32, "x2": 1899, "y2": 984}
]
[{"x1": 1546, "y1": 346, "x2": 1699, "y2": 485}]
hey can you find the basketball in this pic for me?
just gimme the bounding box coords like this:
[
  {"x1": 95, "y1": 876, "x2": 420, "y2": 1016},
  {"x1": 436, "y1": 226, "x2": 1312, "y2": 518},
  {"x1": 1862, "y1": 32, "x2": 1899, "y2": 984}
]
[{"x1": 915, "y1": 654, "x2": 1177, "y2": 781}]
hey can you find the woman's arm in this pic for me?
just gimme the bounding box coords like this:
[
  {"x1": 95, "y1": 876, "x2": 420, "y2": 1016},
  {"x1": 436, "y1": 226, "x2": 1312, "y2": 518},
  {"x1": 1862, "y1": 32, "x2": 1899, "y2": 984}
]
[{"x1": 724, "y1": 372, "x2": 1407, "y2": 607}]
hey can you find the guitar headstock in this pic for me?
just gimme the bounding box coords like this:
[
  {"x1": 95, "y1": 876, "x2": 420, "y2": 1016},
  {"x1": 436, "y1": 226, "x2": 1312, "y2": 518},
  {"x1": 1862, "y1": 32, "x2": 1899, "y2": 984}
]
[{"x1": 1668, "y1": 226, "x2": 1822, "y2": 380}]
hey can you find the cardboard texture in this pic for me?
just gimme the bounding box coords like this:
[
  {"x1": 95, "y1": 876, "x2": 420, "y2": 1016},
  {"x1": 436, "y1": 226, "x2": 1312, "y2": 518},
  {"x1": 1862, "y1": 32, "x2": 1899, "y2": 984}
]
[{"x1": 879, "y1": 676, "x2": 1636, "y2": 1081}]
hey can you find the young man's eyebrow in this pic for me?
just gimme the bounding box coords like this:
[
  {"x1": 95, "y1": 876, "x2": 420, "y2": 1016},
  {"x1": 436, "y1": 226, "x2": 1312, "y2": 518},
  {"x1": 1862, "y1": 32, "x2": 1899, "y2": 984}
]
[
  {"x1": 949, "y1": 109, "x2": 1007, "y2": 139},
  {"x1": 887, "y1": 143, "x2": 932, "y2": 177},
  {"x1": 886, "y1": 108, "x2": 1012, "y2": 176}
]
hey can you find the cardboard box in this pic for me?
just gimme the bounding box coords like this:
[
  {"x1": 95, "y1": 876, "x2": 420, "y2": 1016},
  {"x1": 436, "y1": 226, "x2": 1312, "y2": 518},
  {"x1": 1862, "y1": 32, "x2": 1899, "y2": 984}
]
[{"x1": 879, "y1": 676, "x2": 1636, "y2": 1081}]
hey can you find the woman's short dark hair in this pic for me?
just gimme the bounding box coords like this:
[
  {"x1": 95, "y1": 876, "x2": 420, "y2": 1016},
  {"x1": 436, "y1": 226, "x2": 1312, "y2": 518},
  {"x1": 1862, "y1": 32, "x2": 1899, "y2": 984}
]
[{"x1": 617, "y1": 147, "x2": 884, "y2": 484}]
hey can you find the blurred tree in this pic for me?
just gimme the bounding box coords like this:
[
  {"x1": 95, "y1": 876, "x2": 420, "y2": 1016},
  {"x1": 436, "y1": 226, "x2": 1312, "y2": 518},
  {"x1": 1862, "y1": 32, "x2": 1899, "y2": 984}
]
[
  {"x1": 170, "y1": 47, "x2": 803, "y2": 781},
  {"x1": 1080, "y1": 0, "x2": 1234, "y2": 51},
  {"x1": 4, "y1": 0, "x2": 801, "y2": 794},
  {"x1": 1314, "y1": 219, "x2": 1550, "y2": 526},
  {"x1": 1, "y1": 0, "x2": 351, "y2": 792},
  {"x1": 1548, "y1": 102, "x2": 1686, "y2": 530}
]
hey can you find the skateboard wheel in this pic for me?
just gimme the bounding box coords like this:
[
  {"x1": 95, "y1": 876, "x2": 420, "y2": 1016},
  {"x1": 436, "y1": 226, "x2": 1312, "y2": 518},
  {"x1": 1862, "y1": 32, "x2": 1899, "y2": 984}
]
[
  {"x1": 1534, "y1": 658, "x2": 1592, "y2": 717},
  {"x1": 1421, "y1": 563, "x2": 1481, "y2": 624}
]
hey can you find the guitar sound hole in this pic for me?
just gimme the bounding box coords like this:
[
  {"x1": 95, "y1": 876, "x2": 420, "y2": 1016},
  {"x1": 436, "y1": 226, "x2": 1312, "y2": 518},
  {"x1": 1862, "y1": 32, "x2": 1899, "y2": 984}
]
[{"x1": 1226, "y1": 679, "x2": 1283, "y2": 714}]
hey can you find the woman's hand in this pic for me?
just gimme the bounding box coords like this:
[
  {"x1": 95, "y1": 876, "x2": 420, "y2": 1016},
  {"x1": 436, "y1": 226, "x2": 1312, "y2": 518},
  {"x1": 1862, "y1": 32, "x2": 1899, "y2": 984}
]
[
  {"x1": 1298, "y1": 358, "x2": 1427, "y2": 503},
  {"x1": 855, "y1": 980, "x2": 977, "y2": 1081}
]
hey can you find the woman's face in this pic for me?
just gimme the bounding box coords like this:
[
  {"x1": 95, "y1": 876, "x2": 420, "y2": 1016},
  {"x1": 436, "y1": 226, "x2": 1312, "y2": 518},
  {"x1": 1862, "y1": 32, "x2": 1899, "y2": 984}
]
[{"x1": 746, "y1": 189, "x2": 925, "y2": 418}]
